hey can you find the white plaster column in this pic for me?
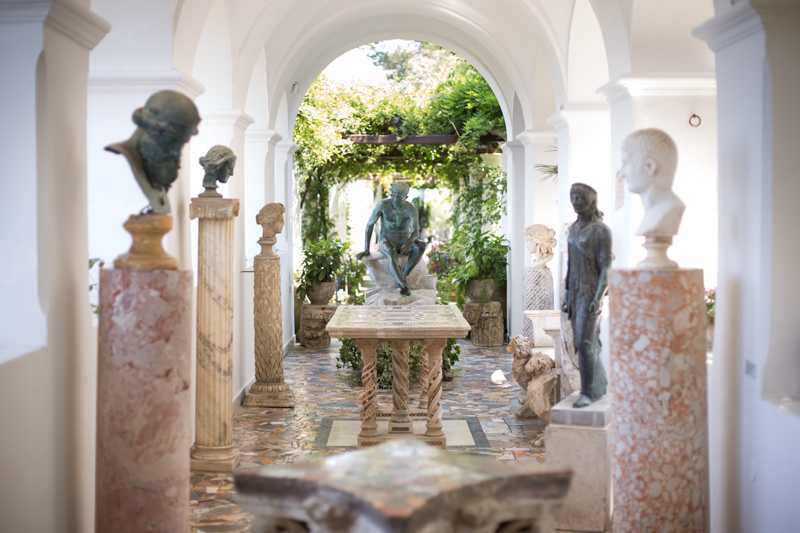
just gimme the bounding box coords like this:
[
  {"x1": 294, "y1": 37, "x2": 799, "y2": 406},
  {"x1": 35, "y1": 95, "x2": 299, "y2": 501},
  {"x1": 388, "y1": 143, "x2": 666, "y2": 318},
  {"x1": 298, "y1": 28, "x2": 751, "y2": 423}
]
[
  {"x1": 502, "y1": 140, "x2": 526, "y2": 337},
  {"x1": 547, "y1": 106, "x2": 612, "y2": 307},
  {"x1": 275, "y1": 140, "x2": 299, "y2": 347},
  {"x1": 517, "y1": 130, "x2": 559, "y2": 258},
  {"x1": 244, "y1": 129, "x2": 282, "y2": 261},
  {"x1": 693, "y1": 4, "x2": 800, "y2": 531}
]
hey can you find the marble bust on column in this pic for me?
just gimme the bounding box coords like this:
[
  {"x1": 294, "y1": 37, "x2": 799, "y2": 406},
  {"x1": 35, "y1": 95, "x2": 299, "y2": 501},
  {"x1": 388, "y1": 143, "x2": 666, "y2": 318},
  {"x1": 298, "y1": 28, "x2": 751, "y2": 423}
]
[{"x1": 618, "y1": 128, "x2": 685, "y2": 269}]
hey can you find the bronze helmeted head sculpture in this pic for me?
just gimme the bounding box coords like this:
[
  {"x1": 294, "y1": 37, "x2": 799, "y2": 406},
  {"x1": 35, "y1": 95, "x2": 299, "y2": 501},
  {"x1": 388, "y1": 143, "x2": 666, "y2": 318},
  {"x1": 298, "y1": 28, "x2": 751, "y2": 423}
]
[{"x1": 106, "y1": 90, "x2": 201, "y2": 214}]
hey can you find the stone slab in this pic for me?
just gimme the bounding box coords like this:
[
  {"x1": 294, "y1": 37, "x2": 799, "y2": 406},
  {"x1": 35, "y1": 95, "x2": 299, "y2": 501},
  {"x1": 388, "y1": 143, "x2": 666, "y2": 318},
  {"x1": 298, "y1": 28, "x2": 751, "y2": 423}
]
[
  {"x1": 550, "y1": 391, "x2": 612, "y2": 427},
  {"x1": 326, "y1": 303, "x2": 470, "y2": 340},
  {"x1": 545, "y1": 421, "x2": 611, "y2": 532}
]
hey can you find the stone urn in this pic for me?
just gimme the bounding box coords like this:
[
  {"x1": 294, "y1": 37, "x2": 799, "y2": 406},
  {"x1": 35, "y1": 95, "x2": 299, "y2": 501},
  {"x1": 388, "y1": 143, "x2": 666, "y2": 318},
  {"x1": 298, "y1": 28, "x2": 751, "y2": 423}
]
[
  {"x1": 306, "y1": 281, "x2": 336, "y2": 305},
  {"x1": 467, "y1": 279, "x2": 495, "y2": 303}
]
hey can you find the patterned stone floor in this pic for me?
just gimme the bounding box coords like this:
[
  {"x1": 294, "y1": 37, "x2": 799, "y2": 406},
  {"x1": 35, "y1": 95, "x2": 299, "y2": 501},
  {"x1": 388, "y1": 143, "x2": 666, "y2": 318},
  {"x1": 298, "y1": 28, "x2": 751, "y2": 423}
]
[{"x1": 189, "y1": 341, "x2": 547, "y2": 533}]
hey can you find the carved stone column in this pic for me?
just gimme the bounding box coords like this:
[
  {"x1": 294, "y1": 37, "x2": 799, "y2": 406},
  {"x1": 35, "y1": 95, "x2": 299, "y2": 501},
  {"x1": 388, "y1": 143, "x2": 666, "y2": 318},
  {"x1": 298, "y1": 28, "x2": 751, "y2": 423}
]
[
  {"x1": 388, "y1": 340, "x2": 411, "y2": 433},
  {"x1": 355, "y1": 339, "x2": 380, "y2": 442},
  {"x1": 423, "y1": 338, "x2": 447, "y2": 446},
  {"x1": 243, "y1": 203, "x2": 295, "y2": 407},
  {"x1": 189, "y1": 198, "x2": 240, "y2": 472}
]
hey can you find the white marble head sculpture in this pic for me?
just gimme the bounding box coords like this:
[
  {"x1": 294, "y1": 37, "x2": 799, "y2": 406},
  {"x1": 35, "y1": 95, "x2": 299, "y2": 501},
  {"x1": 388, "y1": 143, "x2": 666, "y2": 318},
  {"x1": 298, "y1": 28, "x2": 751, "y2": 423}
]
[
  {"x1": 523, "y1": 224, "x2": 557, "y2": 269},
  {"x1": 620, "y1": 128, "x2": 685, "y2": 268},
  {"x1": 256, "y1": 203, "x2": 285, "y2": 238},
  {"x1": 619, "y1": 128, "x2": 685, "y2": 238}
]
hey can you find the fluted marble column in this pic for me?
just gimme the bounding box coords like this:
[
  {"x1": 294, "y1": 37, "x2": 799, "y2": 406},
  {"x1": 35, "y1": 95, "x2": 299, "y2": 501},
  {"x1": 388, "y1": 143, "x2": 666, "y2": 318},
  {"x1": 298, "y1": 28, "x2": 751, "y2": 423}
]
[
  {"x1": 96, "y1": 268, "x2": 192, "y2": 532},
  {"x1": 609, "y1": 268, "x2": 709, "y2": 532},
  {"x1": 243, "y1": 203, "x2": 295, "y2": 407},
  {"x1": 189, "y1": 198, "x2": 240, "y2": 472}
]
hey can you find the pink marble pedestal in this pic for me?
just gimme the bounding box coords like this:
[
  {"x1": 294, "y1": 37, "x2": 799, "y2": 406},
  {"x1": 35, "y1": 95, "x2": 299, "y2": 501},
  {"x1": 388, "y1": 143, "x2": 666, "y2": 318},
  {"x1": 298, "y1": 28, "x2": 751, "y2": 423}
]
[
  {"x1": 609, "y1": 268, "x2": 709, "y2": 532},
  {"x1": 96, "y1": 268, "x2": 193, "y2": 533}
]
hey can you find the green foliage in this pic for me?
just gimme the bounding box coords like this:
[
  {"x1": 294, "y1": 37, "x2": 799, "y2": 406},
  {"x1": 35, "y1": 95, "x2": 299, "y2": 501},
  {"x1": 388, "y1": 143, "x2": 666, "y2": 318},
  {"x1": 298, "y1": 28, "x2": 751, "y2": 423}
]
[
  {"x1": 337, "y1": 338, "x2": 461, "y2": 389},
  {"x1": 447, "y1": 231, "x2": 509, "y2": 307},
  {"x1": 296, "y1": 238, "x2": 349, "y2": 300},
  {"x1": 411, "y1": 197, "x2": 430, "y2": 234},
  {"x1": 335, "y1": 253, "x2": 368, "y2": 305},
  {"x1": 705, "y1": 288, "x2": 716, "y2": 324},
  {"x1": 88, "y1": 257, "x2": 105, "y2": 315},
  {"x1": 449, "y1": 164, "x2": 506, "y2": 243}
]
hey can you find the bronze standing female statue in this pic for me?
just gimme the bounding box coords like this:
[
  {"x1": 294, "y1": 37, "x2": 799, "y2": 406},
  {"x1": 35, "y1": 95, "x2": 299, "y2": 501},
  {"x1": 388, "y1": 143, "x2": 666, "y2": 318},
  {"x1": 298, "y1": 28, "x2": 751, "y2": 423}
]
[{"x1": 562, "y1": 183, "x2": 612, "y2": 408}]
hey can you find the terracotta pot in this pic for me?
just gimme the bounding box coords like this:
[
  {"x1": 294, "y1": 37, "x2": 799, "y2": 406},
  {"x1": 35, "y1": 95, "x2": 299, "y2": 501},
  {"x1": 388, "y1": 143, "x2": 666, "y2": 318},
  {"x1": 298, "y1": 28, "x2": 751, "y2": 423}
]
[
  {"x1": 467, "y1": 279, "x2": 495, "y2": 303},
  {"x1": 307, "y1": 281, "x2": 336, "y2": 305}
]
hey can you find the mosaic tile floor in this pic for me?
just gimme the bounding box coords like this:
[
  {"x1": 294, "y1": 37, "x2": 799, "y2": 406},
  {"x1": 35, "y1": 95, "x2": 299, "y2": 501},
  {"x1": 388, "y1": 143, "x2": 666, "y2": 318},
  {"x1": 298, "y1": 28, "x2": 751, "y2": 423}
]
[{"x1": 190, "y1": 340, "x2": 547, "y2": 533}]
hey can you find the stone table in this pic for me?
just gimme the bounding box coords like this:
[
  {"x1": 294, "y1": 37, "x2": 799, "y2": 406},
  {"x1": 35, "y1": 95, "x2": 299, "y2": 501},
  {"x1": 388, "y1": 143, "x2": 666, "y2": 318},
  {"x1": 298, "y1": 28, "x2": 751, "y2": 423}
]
[
  {"x1": 326, "y1": 304, "x2": 470, "y2": 447},
  {"x1": 234, "y1": 439, "x2": 573, "y2": 533}
]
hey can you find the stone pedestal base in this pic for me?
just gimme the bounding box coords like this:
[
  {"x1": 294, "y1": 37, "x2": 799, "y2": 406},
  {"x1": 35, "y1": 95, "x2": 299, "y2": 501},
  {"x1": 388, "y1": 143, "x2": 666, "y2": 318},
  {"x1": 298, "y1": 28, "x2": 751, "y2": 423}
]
[
  {"x1": 299, "y1": 303, "x2": 337, "y2": 348},
  {"x1": 362, "y1": 251, "x2": 438, "y2": 306},
  {"x1": 522, "y1": 267, "x2": 554, "y2": 340},
  {"x1": 96, "y1": 269, "x2": 192, "y2": 532},
  {"x1": 545, "y1": 392, "x2": 612, "y2": 533},
  {"x1": 190, "y1": 444, "x2": 241, "y2": 473},
  {"x1": 524, "y1": 310, "x2": 560, "y2": 347},
  {"x1": 243, "y1": 381, "x2": 296, "y2": 408},
  {"x1": 609, "y1": 268, "x2": 709, "y2": 532},
  {"x1": 462, "y1": 301, "x2": 504, "y2": 346}
]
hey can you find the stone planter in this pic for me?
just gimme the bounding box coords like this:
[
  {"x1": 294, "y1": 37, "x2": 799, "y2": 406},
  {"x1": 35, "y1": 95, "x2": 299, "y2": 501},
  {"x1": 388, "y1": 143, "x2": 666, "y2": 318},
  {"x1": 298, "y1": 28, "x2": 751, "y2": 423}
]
[
  {"x1": 467, "y1": 278, "x2": 495, "y2": 303},
  {"x1": 306, "y1": 281, "x2": 336, "y2": 305}
]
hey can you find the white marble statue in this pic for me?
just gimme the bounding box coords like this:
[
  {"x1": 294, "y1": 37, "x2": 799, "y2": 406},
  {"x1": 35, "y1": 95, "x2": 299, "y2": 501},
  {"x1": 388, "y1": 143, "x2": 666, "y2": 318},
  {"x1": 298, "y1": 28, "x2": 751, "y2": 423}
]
[
  {"x1": 523, "y1": 224, "x2": 557, "y2": 269},
  {"x1": 619, "y1": 128, "x2": 685, "y2": 269}
]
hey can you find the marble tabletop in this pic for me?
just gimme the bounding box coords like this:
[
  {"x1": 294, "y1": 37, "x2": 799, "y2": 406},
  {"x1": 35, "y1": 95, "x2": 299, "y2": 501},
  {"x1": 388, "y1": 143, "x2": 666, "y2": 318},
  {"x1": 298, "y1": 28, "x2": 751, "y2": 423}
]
[{"x1": 326, "y1": 303, "x2": 470, "y2": 340}]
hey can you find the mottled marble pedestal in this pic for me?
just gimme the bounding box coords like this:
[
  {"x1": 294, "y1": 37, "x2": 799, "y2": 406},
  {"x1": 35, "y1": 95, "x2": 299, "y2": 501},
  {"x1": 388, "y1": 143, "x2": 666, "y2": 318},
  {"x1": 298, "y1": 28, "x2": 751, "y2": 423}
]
[
  {"x1": 522, "y1": 266, "x2": 554, "y2": 341},
  {"x1": 299, "y1": 303, "x2": 338, "y2": 348},
  {"x1": 96, "y1": 269, "x2": 192, "y2": 533},
  {"x1": 545, "y1": 392, "x2": 612, "y2": 533},
  {"x1": 327, "y1": 305, "x2": 470, "y2": 448},
  {"x1": 609, "y1": 268, "x2": 709, "y2": 532},
  {"x1": 462, "y1": 301, "x2": 504, "y2": 346},
  {"x1": 235, "y1": 439, "x2": 573, "y2": 533},
  {"x1": 189, "y1": 198, "x2": 240, "y2": 472}
]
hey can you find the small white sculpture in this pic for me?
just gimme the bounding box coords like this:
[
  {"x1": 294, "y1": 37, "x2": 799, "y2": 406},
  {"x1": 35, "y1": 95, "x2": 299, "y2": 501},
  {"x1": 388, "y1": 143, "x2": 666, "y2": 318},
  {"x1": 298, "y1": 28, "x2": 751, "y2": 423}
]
[
  {"x1": 523, "y1": 224, "x2": 557, "y2": 269},
  {"x1": 619, "y1": 128, "x2": 685, "y2": 269}
]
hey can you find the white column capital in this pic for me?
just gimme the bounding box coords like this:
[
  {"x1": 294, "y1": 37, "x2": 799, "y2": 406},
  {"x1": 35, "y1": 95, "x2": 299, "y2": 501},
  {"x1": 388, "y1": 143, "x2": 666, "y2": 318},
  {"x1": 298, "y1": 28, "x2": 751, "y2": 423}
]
[
  {"x1": 516, "y1": 129, "x2": 555, "y2": 148},
  {"x1": 276, "y1": 140, "x2": 299, "y2": 156},
  {"x1": 200, "y1": 108, "x2": 255, "y2": 133},
  {"x1": 44, "y1": 0, "x2": 109, "y2": 51},
  {"x1": 500, "y1": 140, "x2": 524, "y2": 155},
  {"x1": 692, "y1": 2, "x2": 763, "y2": 52},
  {"x1": 597, "y1": 74, "x2": 716, "y2": 104},
  {"x1": 245, "y1": 128, "x2": 282, "y2": 147}
]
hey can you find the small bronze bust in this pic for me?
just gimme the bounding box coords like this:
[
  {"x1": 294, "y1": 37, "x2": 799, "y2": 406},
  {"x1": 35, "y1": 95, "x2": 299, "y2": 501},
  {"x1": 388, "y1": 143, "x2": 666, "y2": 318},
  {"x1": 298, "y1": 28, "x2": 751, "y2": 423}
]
[
  {"x1": 199, "y1": 145, "x2": 237, "y2": 198},
  {"x1": 106, "y1": 90, "x2": 201, "y2": 214}
]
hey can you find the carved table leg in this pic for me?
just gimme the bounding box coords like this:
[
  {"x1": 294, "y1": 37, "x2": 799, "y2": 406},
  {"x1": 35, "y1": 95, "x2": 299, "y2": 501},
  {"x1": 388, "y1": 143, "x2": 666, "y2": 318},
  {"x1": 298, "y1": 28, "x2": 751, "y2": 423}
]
[
  {"x1": 418, "y1": 343, "x2": 430, "y2": 409},
  {"x1": 389, "y1": 340, "x2": 411, "y2": 433},
  {"x1": 423, "y1": 339, "x2": 447, "y2": 439},
  {"x1": 355, "y1": 339, "x2": 380, "y2": 438}
]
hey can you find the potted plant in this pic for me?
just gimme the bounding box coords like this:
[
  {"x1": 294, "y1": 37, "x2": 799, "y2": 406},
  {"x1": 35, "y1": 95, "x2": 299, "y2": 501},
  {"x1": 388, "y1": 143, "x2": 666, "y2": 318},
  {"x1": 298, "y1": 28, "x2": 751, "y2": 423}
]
[
  {"x1": 297, "y1": 238, "x2": 348, "y2": 305},
  {"x1": 447, "y1": 231, "x2": 509, "y2": 305}
]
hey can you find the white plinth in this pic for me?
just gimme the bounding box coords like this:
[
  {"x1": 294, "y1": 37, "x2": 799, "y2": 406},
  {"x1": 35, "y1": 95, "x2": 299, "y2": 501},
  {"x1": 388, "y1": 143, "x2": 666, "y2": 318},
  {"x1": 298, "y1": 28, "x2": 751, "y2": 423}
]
[
  {"x1": 545, "y1": 392, "x2": 612, "y2": 533},
  {"x1": 524, "y1": 310, "x2": 560, "y2": 347}
]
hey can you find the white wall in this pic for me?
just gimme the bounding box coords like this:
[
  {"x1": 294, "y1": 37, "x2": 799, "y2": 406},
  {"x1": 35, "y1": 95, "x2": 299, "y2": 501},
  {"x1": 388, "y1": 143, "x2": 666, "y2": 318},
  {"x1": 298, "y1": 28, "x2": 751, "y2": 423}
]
[{"x1": 694, "y1": 2, "x2": 800, "y2": 531}]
